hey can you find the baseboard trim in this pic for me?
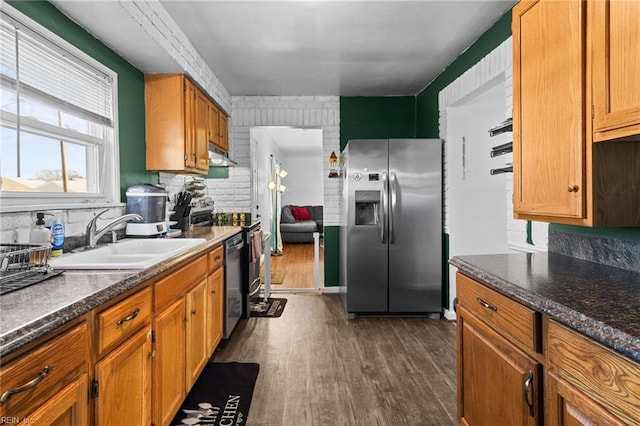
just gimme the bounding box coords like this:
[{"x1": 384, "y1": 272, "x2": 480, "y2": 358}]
[{"x1": 322, "y1": 286, "x2": 341, "y2": 294}]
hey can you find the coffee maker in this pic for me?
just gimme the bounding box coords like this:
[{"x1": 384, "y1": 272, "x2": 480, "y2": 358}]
[{"x1": 125, "y1": 184, "x2": 168, "y2": 236}]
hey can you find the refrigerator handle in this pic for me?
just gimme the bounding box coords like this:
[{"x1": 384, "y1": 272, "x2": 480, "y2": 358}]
[
  {"x1": 390, "y1": 172, "x2": 398, "y2": 244},
  {"x1": 381, "y1": 172, "x2": 388, "y2": 244}
]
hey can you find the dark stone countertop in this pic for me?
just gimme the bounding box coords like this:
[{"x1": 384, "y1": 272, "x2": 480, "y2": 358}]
[
  {"x1": 450, "y1": 253, "x2": 640, "y2": 363},
  {"x1": 0, "y1": 226, "x2": 241, "y2": 357}
]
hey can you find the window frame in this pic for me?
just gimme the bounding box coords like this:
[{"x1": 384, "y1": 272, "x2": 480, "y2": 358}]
[{"x1": 0, "y1": 2, "x2": 121, "y2": 213}]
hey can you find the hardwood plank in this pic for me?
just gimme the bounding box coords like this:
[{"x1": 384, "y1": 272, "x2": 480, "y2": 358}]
[
  {"x1": 264, "y1": 242, "x2": 324, "y2": 289},
  {"x1": 213, "y1": 294, "x2": 457, "y2": 425}
]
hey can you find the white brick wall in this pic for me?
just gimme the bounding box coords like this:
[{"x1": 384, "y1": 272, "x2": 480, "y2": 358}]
[
  {"x1": 228, "y1": 96, "x2": 341, "y2": 224},
  {"x1": 117, "y1": 1, "x2": 231, "y2": 113},
  {"x1": 438, "y1": 38, "x2": 546, "y2": 252},
  {"x1": 0, "y1": 206, "x2": 127, "y2": 245}
]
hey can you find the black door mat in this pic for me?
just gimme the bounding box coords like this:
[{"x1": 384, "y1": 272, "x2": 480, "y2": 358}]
[
  {"x1": 250, "y1": 298, "x2": 287, "y2": 317},
  {"x1": 171, "y1": 362, "x2": 259, "y2": 425}
]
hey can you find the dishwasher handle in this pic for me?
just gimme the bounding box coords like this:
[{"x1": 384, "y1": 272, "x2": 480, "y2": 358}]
[{"x1": 226, "y1": 235, "x2": 245, "y2": 253}]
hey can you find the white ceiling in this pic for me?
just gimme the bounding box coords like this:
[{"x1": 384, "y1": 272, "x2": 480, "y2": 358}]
[
  {"x1": 50, "y1": 0, "x2": 515, "y2": 97},
  {"x1": 253, "y1": 126, "x2": 324, "y2": 156}
]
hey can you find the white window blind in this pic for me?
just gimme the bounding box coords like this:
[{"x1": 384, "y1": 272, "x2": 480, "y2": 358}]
[
  {"x1": 0, "y1": 4, "x2": 119, "y2": 210},
  {"x1": 1, "y1": 13, "x2": 113, "y2": 125}
]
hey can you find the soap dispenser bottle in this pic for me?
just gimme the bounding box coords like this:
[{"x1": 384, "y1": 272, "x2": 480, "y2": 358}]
[
  {"x1": 51, "y1": 215, "x2": 65, "y2": 257},
  {"x1": 30, "y1": 212, "x2": 52, "y2": 245}
]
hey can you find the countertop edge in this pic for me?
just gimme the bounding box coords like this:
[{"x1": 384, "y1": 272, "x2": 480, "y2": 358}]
[
  {"x1": 0, "y1": 227, "x2": 241, "y2": 357},
  {"x1": 450, "y1": 256, "x2": 640, "y2": 364}
]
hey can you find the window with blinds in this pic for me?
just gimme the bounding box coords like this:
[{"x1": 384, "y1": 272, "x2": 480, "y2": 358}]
[{"x1": 0, "y1": 5, "x2": 119, "y2": 208}]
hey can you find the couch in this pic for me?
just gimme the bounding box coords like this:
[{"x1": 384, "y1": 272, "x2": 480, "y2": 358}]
[{"x1": 280, "y1": 205, "x2": 323, "y2": 243}]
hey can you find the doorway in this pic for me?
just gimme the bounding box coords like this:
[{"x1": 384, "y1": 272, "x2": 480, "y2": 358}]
[{"x1": 250, "y1": 126, "x2": 324, "y2": 292}]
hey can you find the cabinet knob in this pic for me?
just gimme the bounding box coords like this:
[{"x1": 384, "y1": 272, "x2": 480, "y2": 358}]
[
  {"x1": 191, "y1": 309, "x2": 197, "y2": 316},
  {"x1": 568, "y1": 185, "x2": 579, "y2": 192}
]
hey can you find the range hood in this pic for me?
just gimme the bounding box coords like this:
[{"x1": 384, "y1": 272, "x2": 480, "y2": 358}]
[{"x1": 209, "y1": 145, "x2": 237, "y2": 167}]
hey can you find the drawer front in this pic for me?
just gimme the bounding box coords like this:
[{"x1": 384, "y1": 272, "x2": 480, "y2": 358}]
[
  {"x1": 155, "y1": 255, "x2": 207, "y2": 311},
  {"x1": 457, "y1": 272, "x2": 539, "y2": 352},
  {"x1": 208, "y1": 244, "x2": 224, "y2": 273},
  {"x1": 0, "y1": 322, "x2": 88, "y2": 418},
  {"x1": 547, "y1": 320, "x2": 640, "y2": 425},
  {"x1": 97, "y1": 286, "x2": 152, "y2": 356}
]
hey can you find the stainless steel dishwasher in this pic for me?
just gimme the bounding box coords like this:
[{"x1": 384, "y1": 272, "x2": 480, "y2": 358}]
[{"x1": 224, "y1": 233, "x2": 244, "y2": 338}]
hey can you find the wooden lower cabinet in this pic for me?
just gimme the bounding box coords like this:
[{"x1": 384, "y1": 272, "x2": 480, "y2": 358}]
[
  {"x1": 94, "y1": 325, "x2": 152, "y2": 426},
  {"x1": 545, "y1": 370, "x2": 625, "y2": 426},
  {"x1": 207, "y1": 265, "x2": 224, "y2": 353},
  {"x1": 24, "y1": 375, "x2": 88, "y2": 425},
  {"x1": 185, "y1": 279, "x2": 209, "y2": 391},
  {"x1": 456, "y1": 273, "x2": 640, "y2": 426},
  {"x1": 153, "y1": 298, "x2": 186, "y2": 426},
  {"x1": 546, "y1": 320, "x2": 640, "y2": 425},
  {"x1": 457, "y1": 305, "x2": 542, "y2": 426},
  {"x1": 0, "y1": 322, "x2": 89, "y2": 424},
  {"x1": 152, "y1": 249, "x2": 225, "y2": 426}
]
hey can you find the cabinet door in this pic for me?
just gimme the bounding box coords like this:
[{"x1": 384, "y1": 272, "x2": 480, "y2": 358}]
[
  {"x1": 95, "y1": 326, "x2": 152, "y2": 426},
  {"x1": 592, "y1": 0, "x2": 640, "y2": 141},
  {"x1": 207, "y1": 266, "x2": 224, "y2": 353},
  {"x1": 209, "y1": 101, "x2": 220, "y2": 147},
  {"x1": 545, "y1": 370, "x2": 625, "y2": 426},
  {"x1": 218, "y1": 113, "x2": 229, "y2": 153},
  {"x1": 513, "y1": 0, "x2": 586, "y2": 220},
  {"x1": 185, "y1": 279, "x2": 208, "y2": 391},
  {"x1": 195, "y1": 90, "x2": 210, "y2": 172},
  {"x1": 184, "y1": 80, "x2": 197, "y2": 169},
  {"x1": 25, "y1": 375, "x2": 88, "y2": 426},
  {"x1": 457, "y1": 305, "x2": 541, "y2": 426},
  {"x1": 153, "y1": 298, "x2": 186, "y2": 426}
]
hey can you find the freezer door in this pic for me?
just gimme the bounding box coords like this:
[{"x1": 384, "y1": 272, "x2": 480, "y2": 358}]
[
  {"x1": 388, "y1": 139, "x2": 442, "y2": 313},
  {"x1": 345, "y1": 139, "x2": 389, "y2": 312}
]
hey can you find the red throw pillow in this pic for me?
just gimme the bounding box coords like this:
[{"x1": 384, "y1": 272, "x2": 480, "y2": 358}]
[
  {"x1": 291, "y1": 206, "x2": 301, "y2": 221},
  {"x1": 298, "y1": 207, "x2": 312, "y2": 221}
]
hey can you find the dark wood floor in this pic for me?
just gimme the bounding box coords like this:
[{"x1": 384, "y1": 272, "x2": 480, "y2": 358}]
[{"x1": 213, "y1": 294, "x2": 458, "y2": 425}]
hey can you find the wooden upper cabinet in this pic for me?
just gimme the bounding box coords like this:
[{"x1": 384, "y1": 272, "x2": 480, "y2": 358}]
[
  {"x1": 513, "y1": 0, "x2": 586, "y2": 221},
  {"x1": 592, "y1": 0, "x2": 640, "y2": 142},
  {"x1": 194, "y1": 90, "x2": 211, "y2": 171},
  {"x1": 145, "y1": 74, "x2": 214, "y2": 174},
  {"x1": 209, "y1": 100, "x2": 219, "y2": 147},
  {"x1": 218, "y1": 113, "x2": 229, "y2": 153},
  {"x1": 512, "y1": 0, "x2": 640, "y2": 227}
]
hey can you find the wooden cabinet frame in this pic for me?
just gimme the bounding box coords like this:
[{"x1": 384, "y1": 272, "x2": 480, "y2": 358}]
[
  {"x1": 145, "y1": 74, "x2": 229, "y2": 174},
  {"x1": 512, "y1": 0, "x2": 640, "y2": 227}
]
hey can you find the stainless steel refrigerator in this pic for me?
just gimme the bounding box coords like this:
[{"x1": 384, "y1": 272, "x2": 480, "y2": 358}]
[{"x1": 340, "y1": 139, "x2": 442, "y2": 317}]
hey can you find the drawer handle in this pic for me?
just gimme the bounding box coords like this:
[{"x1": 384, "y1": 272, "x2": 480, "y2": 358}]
[
  {"x1": 0, "y1": 364, "x2": 53, "y2": 403},
  {"x1": 191, "y1": 309, "x2": 197, "y2": 316},
  {"x1": 116, "y1": 307, "x2": 140, "y2": 326},
  {"x1": 476, "y1": 297, "x2": 497, "y2": 312},
  {"x1": 523, "y1": 371, "x2": 535, "y2": 417},
  {"x1": 214, "y1": 255, "x2": 222, "y2": 261}
]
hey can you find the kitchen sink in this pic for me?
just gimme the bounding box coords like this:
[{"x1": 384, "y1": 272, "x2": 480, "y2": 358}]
[{"x1": 48, "y1": 238, "x2": 207, "y2": 270}]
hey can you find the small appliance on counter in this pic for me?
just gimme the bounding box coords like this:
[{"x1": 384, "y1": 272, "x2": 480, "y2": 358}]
[
  {"x1": 125, "y1": 184, "x2": 168, "y2": 236},
  {"x1": 184, "y1": 177, "x2": 215, "y2": 227}
]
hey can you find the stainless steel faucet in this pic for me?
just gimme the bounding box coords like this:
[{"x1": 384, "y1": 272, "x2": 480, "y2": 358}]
[{"x1": 85, "y1": 208, "x2": 144, "y2": 248}]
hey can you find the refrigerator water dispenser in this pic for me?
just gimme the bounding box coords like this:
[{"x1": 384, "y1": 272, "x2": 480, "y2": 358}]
[{"x1": 355, "y1": 191, "x2": 380, "y2": 225}]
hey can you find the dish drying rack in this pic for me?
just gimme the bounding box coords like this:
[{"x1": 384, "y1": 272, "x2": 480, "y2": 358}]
[{"x1": 0, "y1": 244, "x2": 63, "y2": 295}]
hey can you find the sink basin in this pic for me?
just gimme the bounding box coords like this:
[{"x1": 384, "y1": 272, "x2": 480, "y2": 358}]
[{"x1": 49, "y1": 238, "x2": 207, "y2": 270}]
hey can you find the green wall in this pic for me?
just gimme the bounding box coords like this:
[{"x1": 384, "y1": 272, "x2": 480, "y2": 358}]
[
  {"x1": 323, "y1": 226, "x2": 340, "y2": 286},
  {"x1": 339, "y1": 96, "x2": 417, "y2": 150},
  {"x1": 7, "y1": 0, "x2": 157, "y2": 200}
]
